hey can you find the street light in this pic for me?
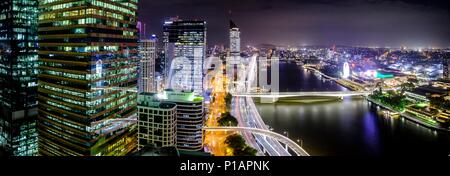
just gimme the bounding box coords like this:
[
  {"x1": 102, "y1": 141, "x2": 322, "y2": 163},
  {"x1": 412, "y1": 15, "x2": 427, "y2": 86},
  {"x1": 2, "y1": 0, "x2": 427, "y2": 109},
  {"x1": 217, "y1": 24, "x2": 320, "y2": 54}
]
[
  {"x1": 283, "y1": 131, "x2": 289, "y2": 152},
  {"x1": 296, "y1": 139, "x2": 303, "y2": 147}
]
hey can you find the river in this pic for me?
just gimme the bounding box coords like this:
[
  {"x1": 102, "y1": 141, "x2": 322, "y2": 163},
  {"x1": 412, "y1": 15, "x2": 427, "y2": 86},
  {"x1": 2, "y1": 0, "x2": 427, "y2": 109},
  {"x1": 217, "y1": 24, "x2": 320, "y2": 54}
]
[{"x1": 255, "y1": 61, "x2": 450, "y2": 156}]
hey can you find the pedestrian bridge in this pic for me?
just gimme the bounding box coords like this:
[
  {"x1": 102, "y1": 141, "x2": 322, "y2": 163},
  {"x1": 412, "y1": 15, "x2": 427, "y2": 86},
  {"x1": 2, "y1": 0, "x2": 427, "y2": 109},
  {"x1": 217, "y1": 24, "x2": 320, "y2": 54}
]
[
  {"x1": 203, "y1": 126, "x2": 310, "y2": 156},
  {"x1": 231, "y1": 91, "x2": 371, "y2": 98}
]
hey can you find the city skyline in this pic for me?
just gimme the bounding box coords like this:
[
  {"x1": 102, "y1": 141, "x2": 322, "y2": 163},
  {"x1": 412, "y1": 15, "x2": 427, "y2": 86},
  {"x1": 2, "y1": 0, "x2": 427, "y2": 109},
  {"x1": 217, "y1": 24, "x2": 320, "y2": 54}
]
[
  {"x1": 139, "y1": 0, "x2": 450, "y2": 48},
  {"x1": 1, "y1": 0, "x2": 450, "y2": 158}
]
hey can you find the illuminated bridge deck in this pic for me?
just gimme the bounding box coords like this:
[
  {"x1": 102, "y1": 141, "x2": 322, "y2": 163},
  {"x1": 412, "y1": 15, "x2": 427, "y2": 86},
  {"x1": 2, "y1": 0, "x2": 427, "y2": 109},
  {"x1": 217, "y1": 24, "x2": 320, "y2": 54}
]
[{"x1": 232, "y1": 91, "x2": 371, "y2": 98}]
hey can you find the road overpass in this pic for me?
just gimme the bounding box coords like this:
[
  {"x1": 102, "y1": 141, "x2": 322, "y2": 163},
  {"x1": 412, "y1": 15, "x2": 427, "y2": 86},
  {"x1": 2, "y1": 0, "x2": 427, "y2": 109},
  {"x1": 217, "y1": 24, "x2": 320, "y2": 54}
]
[{"x1": 203, "y1": 126, "x2": 309, "y2": 156}]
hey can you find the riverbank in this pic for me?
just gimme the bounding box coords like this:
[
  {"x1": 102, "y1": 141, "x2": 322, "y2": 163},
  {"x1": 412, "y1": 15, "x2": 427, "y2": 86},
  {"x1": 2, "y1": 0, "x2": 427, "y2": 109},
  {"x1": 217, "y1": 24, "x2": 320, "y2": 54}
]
[
  {"x1": 366, "y1": 96, "x2": 450, "y2": 132},
  {"x1": 256, "y1": 62, "x2": 450, "y2": 155},
  {"x1": 303, "y1": 64, "x2": 449, "y2": 132}
]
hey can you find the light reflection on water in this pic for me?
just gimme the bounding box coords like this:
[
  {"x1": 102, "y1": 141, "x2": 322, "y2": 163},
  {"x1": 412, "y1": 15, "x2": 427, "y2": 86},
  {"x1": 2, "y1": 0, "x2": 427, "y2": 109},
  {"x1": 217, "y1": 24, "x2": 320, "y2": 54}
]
[{"x1": 256, "y1": 62, "x2": 450, "y2": 156}]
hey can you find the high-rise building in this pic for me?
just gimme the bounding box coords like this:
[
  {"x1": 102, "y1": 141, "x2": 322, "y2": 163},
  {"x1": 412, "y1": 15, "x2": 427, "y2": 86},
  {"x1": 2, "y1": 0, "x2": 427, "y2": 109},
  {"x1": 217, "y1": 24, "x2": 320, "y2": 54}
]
[
  {"x1": 343, "y1": 62, "x2": 350, "y2": 79},
  {"x1": 227, "y1": 20, "x2": 241, "y2": 91},
  {"x1": 139, "y1": 34, "x2": 157, "y2": 93},
  {"x1": 163, "y1": 90, "x2": 204, "y2": 151},
  {"x1": 136, "y1": 90, "x2": 205, "y2": 152},
  {"x1": 444, "y1": 53, "x2": 450, "y2": 80},
  {"x1": 37, "y1": 0, "x2": 139, "y2": 156},
  {"x1": 0, "y1": 0, "x2": 39, "y2": 156},
  {"x1": 229, "y1": 20, "x2": 240, "y2": 57},
  {"x1": 137, "y1": 92, "x2": 176, "y2": 150},
  {"x1": 137, "y1": 21, "x2": 146, "y2": 40},
  {"x1": 163, "y1": 18, "x2": 206, "y2": 95}
]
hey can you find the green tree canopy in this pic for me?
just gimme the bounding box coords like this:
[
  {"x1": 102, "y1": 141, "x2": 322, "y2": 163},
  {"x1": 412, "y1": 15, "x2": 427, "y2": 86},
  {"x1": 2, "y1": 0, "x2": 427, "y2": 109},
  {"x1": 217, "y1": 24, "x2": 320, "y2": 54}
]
[
  {"x1": 224, "y1": 134, "x2": 258, "y2": 156},
  {"x1": 218, "y1": 112, "x2": 238, "y2": 126}
]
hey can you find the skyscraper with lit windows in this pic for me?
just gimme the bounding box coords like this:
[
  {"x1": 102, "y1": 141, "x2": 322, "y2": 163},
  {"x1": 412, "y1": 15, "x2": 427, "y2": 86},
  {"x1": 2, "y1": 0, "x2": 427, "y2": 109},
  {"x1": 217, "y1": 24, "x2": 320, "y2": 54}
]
[
  {"x1": 0, "y1": 0, "x2": 39, "y2": 156},
  {"x1": 443, "y1": 53, "x2": 450, "y2": 80},
  {"x1": 139, "y1": 34, "x2": 157, "y2": 93},
  {"x1": 163, "y1": 18, "x2": 206, "y2": 95},
  {"x1": 229, "y1": 20, "x2": 240, "y2": 57},
  {"x1": 227, "y1": 20, "x2": 241, "y2": 90},
  {"x1": 37, "y1": 0, "x2": 139, "y2": 156}
]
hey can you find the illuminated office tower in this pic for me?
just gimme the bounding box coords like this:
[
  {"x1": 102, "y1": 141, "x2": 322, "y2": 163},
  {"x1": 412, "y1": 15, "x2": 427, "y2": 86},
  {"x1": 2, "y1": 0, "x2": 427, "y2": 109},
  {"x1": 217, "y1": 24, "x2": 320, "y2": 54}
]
[
  {"x1": 227, "y1": 20, "x2": 241, "y2": 91},
  {"x1": 0, "y1": 0, "x2": 39, "y2": 156},
  {"x1": 37, "y1": 0, "x2": 139, "y2": 156},
  {"x1": 444, "y1": 53, "x2": 450, "y2": 80},
  {"x1": 139, "y1": 35, "x2": 157, "y2": 93},
  {"x1": 229, "y1": 20, "x2": 240, "y2": 57},
  {"x1": 163, "y1": 18, "x2": 206, "y2": 95},
  {"x1": 137, "y1": 92, "x2": 176, "y2": 150}
]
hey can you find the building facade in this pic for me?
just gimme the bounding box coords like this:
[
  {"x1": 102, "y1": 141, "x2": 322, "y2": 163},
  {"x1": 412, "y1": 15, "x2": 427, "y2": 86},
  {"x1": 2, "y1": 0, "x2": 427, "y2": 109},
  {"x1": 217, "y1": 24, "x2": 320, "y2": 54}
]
[
  {"x1": 138, "y1": 35, "x2": 157, "y2": 93},
  {"x1": 227, "y1": 20, "x2": 241, "y2": 91},
  {"x1": 444, "y1": 53, "x2": 450, "y2": 80},
  {"x1": 229, "y1": 20, "x2": 240, "y2": 57},
  {"x1": 163, "y1": 18, "x2": 206, "y2": 95},
  {"x1": 136, "y1": 90, "x2": 205, "y2": 152},
  {"x1": 137, "y1": 93, "x2": 176, "y2": 150},
  {"x1": 37, "y1": 0, "x2": 139, "y2": 156},
  {"x1": 0, "y1": 0, "x2": 39, "y2": 156},
  {"x1": 163, "y1": 90, "x2": 205, "y2": 151}
]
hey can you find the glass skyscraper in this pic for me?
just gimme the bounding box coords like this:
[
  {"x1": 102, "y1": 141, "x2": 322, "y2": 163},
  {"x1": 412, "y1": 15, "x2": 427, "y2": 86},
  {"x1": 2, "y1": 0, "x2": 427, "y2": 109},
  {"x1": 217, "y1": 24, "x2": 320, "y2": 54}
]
[
  {"x1": 163, "y1": 18, "x2": 206, "y2": 95},
  {"x1": 37, "y1": 0, "x2": 139, "y2": 156},
  {"x1": 0, "y1": 0, "x2": 39, "y2": 156}
]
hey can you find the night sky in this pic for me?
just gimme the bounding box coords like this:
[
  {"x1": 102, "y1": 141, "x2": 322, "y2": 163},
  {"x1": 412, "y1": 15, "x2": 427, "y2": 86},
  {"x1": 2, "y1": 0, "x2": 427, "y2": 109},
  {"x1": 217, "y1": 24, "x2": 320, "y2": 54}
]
[{"x1": 138, "y1": 0, "x2": 450, "y2": 48}]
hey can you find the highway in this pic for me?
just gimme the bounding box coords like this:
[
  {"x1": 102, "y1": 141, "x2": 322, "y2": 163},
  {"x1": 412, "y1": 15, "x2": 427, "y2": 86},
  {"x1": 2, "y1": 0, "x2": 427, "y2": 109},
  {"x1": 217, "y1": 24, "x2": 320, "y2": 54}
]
[
  {"x1": 232, "y1": 96, "x2": 295, "y2": 156},
  {"x1": 203, "y1": 126, "x2": 309, "y2": 156},
  {"x1": 230, "y1": 54, "x2": 309, "y2": 156}
]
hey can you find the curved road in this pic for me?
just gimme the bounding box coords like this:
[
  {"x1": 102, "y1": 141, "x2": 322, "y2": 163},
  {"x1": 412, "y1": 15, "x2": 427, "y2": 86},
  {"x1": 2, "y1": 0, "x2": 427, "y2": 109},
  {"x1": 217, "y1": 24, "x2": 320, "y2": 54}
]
[{"x1": 204, "y1": 126, "x2": 310, "y2": 156}]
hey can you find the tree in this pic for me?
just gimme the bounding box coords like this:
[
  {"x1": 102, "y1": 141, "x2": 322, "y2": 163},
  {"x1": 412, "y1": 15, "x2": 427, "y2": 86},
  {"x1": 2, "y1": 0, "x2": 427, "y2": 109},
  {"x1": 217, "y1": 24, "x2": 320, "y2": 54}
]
[
  {"x1": 407, "y1": 78, "x2": 419, "y2": 84},
  {"x1": 400, "y1": 82, "x2": 415, "y2": 95},
  {"x1": 233, "y1": 146, "x2": 258, "y2": 156},
  {"x1": 218, "y1": 112, "x2": 238, "y2": 126},
  {"x1": 225, "y1": 93, "x2": 232, "y2": 108},
  {"x1": 225, "y1": 134, "x2": 246, "y2": 150},
  {"x1": 429, "y1": 95, "x2": 445, "y2": 109},
  {"x1": 386, "y1": 90, "x2": 396, "y2": 97},
  {"x1": 224, "y1": 134, "x2": 258, "y2": 156}
]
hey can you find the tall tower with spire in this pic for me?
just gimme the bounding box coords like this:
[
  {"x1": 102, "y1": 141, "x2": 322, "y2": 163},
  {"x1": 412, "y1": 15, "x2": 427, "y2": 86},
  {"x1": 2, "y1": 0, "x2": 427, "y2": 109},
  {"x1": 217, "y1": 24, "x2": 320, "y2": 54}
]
[
  {"x1": 229, "y1": 20, "x2": 241, "y2": 57},
  {"x1": 227, "y1": 20, "x2": 241, "y2": 92}
]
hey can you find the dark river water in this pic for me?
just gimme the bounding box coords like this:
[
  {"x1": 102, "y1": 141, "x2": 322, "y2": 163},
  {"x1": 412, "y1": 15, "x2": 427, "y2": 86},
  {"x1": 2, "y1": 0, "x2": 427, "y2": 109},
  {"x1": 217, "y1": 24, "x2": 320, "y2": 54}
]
[{"x1": 256, "y1": 61, "x2": 450, "y2": 156}]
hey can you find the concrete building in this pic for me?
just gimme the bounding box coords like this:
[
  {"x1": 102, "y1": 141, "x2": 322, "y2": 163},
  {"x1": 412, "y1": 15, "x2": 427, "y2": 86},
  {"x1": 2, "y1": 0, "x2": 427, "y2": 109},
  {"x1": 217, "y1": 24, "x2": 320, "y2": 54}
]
[
  {"x1": 137, "y1": 90, "x2": 205, "y2": 152},
  {"x1": 163, "y1": 90, "x2": 205, "y2": 151},
  {"x1": 139, "y1": 35, "x2": 157, "y2": 93},
  {"x1": 137, "y1": 93, "x2": 177, "y2": 150},
  {"x1": 229, "y1": 20, "x2": 240, "y2": 57}
]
